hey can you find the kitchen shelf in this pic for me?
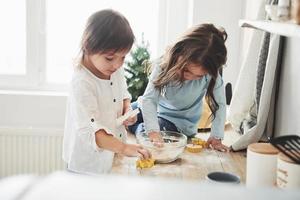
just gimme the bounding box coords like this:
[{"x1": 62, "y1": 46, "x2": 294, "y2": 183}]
[{"x1": 239, "y1": 19, "x2": 300, "y2": 38}]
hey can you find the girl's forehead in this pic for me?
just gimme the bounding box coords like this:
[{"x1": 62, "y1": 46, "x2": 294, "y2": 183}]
[
  {"x1": 187, "y1": 62, "x2": 203, "y2": 68},
  {"x1": 104, "y1": 49, "x2": 130, "y2": 56},
  {"x1": 187, "y1": 63, "x2": 208, "y2": 72}
]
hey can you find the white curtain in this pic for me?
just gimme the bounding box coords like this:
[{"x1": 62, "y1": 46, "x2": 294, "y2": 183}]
[
  {"x1": 228, "y1": 34, "x2": 280, "y2": 150},
  {"x1": 228, "y1": 0, "x2": 282, "y2": 150}
]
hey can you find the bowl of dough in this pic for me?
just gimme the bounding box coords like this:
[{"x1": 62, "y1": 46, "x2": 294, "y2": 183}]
[{"x1": 136, "y1": 131, "x2": 187, "y2": 163}]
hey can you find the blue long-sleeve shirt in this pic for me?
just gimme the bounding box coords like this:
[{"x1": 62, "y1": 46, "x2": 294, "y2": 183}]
[{"x1": 140, "y1": 65, "x2": 226, "y2": 139}]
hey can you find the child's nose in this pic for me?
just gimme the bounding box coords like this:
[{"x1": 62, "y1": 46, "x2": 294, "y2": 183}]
[
  {"x1": 112, "y1": 64, "x2": 120, "y2": 70},
  {"x1": 113, "y1": 60, "x2": 124, "y2": 70}
]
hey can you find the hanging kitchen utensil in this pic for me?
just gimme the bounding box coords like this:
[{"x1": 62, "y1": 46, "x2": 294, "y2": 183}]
[{"x1": 270, "y1": 135, "x2": 300, "y2": 164}]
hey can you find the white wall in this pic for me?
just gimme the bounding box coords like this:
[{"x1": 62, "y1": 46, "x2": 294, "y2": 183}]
[
  {"x1": 0, "y1": 92, "x2": 66, "y2": 130},
  {"x1": 191, "y1": 0, "x2": 244, "y2": 88},
  {"x1": 241, "y1": 0, "x2": 267, "y2": 63},
  {"x1": 157, "y1": 0, "x2": 191, "y2": 55},
  {"x1": 274, "y1": 37, "x2": 300, "y2": 137}
]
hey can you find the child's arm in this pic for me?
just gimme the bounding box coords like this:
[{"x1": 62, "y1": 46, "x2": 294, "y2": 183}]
[
  {"x1": 210, "y1": 74, "x2": 226, "y2": 139},
  {"x1": 207, "y1": 74, "x2": 229, "y2": 152},
  {"x1": 140, "y1": 66, "x2": 161, "y2": 135},
  {"x1": 120, "y1": 67, "x2": 131, "y2": 105},
  {"x1": 122, "y1": 98, "x2": 131, "y2": 114},
  {"x1": 95, "y1": 129, "x2": 151, "y2": 159},
  {"x1": 120, "y1": 67, "x2": 136, "y2": 126},
  {"x1": 121, "y1": 98, "x2": 137, "y2": 126}
]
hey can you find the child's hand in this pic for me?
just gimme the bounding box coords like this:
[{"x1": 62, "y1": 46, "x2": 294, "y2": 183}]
[
  {"x1": 148, "y1": 131, "x2": 164, "y2": 147},
  {"x1": 121, "y1": 143, "x2": 151, "y2": 159},
  {"x1": 122, "y1": 107, "x2": 137, "y2": 126},
  {"x1": 206, "y1": 136, "x2": 230, "y2": 152},
  {"x1": 122, "y1": 113, "x2": 137, "y2": 126}
]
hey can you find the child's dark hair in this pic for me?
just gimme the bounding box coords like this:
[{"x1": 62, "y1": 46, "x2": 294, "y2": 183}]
[
  {"x1": 154, "y1": 23, "x2": 227, "y2": 120},
  {"x1": 81, "y1": 9, "x2": 135, "y2": 56}
]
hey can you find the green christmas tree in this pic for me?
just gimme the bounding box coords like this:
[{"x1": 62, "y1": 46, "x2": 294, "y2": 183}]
[{"x1": 125, "y1": 35, "x2": 151, "y2": 102}]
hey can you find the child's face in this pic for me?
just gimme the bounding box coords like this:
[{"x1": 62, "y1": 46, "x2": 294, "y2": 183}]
[
  {"x1": 183, "y1": 63, "x2": 208, "y2": 80},
  {"x1": 88, "y1": 49, "x2": 130, "y2": 78}
]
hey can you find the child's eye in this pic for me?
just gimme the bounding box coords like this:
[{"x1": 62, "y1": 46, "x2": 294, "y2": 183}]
[
  {"x1": 183, "y1": 68, "x2": 191, "y2": 74},
  {"x1": 105, "y1": 57, "x2": 113, "y2": 61}
]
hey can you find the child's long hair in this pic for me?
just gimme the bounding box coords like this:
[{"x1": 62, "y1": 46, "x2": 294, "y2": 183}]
[
  {"x1": 80, "y1": 9, "x2": 134, "y2": 60},
  {"x1": 153, "y1": 24, "x2": 227, "y2": 120}
]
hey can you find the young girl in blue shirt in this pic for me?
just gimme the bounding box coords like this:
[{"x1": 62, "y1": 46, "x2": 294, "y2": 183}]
[{"x1": 129, "y1": 24, "x2": 229, "y2": 152}]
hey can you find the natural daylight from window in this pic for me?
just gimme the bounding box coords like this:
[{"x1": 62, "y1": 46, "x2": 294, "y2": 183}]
[{"x1": 0, "y1": 0, "x2": 159, "y2": 86}]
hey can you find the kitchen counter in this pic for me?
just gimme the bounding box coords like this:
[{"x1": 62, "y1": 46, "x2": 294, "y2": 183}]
[{"x1": 112, "y1": 129, "x2": 246, "y2": 183}]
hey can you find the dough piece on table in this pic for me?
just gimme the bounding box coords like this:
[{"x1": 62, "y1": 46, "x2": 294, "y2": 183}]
[
  {"x1": 186, "y1": 144, "x2": 203, "y2": 153},
  {"x1": 136, "y1": 158, "x2": 155, "y2": 169}
]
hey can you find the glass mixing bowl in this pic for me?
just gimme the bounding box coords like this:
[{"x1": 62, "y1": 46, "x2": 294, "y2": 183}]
[{"x1": 136, "y1": 131, "x2": 187, "y2": 163}]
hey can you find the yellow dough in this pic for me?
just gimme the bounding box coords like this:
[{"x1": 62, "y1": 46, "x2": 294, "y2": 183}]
[
  {"x1": 186, "y1": 144, "x2": 203, "y2": 153},
  {"x1": 191, "y1": 138, "x2": 207, "y2": 147},
  {"x1": 136, "y1": 158, "x2": 155, "y2": 169}
]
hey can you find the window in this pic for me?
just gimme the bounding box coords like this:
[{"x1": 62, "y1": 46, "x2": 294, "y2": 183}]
[
  {"x1": 0, "y1": 0, "x2": 26, "y2": 75},
  {"x1": 0, "y1": 0, "x2": 159, "y2": 90}
]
